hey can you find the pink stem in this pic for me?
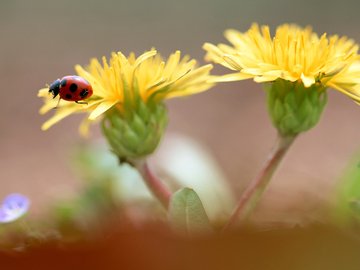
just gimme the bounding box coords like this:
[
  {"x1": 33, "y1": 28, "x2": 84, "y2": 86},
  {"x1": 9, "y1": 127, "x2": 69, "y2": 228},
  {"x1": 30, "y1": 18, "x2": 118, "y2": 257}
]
[
  {"x1": 136, "y1": 161, "x2": 172, "y2": 209},
  {"x1": 224, "y1": 135, "x2": 296, "y2": 230}
]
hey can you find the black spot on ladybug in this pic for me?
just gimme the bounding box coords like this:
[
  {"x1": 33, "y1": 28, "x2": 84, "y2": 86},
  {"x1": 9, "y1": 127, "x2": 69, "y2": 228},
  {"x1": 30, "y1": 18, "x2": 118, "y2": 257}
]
[
  {"x1": 65, "y1": 94, "x2": 72, "y2": 99},
  {"x1": 60, "y1": 79, "x2": 67, "y2": 87},
  {"x1": 69, "y1": 83, "x2": 78, "y2": 92},
  {"x1": 80, "y1": 89, "x2": 89, "y2": 98}
]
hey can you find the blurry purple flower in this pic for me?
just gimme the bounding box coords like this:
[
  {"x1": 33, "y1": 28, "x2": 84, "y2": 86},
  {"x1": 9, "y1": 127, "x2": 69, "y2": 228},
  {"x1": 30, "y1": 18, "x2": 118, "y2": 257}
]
[{"x1": 0, "y1": 193, "x2": 30, "y2": 223}]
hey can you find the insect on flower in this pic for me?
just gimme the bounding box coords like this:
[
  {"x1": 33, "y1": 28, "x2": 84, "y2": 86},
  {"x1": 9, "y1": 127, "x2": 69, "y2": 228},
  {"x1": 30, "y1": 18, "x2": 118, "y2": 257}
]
[
  {"x1": 38, "y1": 50, "x2": 214, "y2": 133},
  {"x1": 48, "y1": 75, "x2": 93, "y2": 106},
  {"x1": 0, "y1": 193, "x2": 30, "y2": 223}
]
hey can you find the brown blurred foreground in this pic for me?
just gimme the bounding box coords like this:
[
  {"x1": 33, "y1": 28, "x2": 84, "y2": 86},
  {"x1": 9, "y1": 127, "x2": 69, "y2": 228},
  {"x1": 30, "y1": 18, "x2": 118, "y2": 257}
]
[{"x1": 1, "y1": 223, "x2": 359, "y2": 270}]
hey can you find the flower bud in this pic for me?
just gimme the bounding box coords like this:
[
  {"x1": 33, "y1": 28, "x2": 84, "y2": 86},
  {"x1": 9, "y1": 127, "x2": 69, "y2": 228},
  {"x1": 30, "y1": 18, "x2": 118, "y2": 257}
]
[
  {"x1": 102, "y1": 100, "x2": 168, "y2": 162},
  {"x1": 266, "y1": 79, "x2": 327, "y2": 136}
]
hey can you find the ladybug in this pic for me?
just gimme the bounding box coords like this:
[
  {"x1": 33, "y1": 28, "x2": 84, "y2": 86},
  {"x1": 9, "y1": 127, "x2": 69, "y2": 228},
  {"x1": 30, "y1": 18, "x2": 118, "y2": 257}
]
[{"x1": 48, "y1": 75, "x2": 93, "y2": 104}]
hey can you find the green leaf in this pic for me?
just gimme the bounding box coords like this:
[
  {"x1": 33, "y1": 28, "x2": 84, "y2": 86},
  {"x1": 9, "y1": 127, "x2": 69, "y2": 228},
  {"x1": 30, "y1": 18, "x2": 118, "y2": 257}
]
[{"x1": 168, "y1": 188, "x2": 212, "y2": 234}]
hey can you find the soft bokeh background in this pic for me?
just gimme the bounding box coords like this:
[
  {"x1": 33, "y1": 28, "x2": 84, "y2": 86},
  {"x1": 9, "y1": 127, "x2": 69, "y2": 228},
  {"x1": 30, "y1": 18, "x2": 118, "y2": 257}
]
[{"x1": 1, "y1": 0, "x2": 360, "y2": 223}]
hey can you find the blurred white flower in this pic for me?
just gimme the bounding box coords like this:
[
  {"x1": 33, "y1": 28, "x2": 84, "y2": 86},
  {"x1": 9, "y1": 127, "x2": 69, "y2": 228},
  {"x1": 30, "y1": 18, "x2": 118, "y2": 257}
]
[{"x1": 152, "y1": 133, "x2": 236, "y2": 222}]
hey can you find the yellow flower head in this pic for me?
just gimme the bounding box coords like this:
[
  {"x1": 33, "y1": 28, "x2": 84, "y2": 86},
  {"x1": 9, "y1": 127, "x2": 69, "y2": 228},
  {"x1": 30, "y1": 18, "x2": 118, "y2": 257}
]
[
  {"x1": 38, "y1": 49, "x2": 214, "y2": 133},
  {"x1": 203, "y1": 23, "x2": 360, "y2": 102}
]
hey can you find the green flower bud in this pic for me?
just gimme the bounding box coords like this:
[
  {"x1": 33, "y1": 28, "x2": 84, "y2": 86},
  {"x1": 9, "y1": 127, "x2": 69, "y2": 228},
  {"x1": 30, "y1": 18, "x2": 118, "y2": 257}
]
[
  {"x1": 266, "y1": 79, "x2": 327, "y2": 136},
  {"x1": 101, "y1": 100, "x2": 168, "y2": 163}
]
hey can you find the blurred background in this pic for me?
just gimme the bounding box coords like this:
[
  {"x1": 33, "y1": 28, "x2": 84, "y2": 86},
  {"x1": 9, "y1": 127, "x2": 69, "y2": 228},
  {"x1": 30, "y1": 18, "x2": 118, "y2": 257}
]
[{"x1": 1, "y1": 0, "x2": 360, "y2": 223}]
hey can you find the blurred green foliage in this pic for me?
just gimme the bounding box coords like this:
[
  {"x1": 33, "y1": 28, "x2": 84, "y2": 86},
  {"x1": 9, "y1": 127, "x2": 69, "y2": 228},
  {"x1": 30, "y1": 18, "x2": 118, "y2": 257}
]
[{"x1": 335, "y1": 152, "x2": 360, "y2": 226}]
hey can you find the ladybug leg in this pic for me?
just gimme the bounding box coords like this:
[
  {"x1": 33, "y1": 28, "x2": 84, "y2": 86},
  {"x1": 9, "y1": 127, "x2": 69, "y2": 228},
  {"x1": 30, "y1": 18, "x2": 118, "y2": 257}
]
[
  {"x1": 75, "y1": 101, "x2": 88, "y2": 105},
  {"x1": 53, "y1": 96, "x2": 62, "y2": 109}
]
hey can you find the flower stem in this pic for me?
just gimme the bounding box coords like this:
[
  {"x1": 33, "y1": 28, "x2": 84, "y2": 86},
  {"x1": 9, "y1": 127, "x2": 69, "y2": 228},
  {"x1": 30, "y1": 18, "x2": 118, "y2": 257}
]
[
  {"x1": 224, "y1": 134, "x2": 296, "y2": 230},
  {"x1": 134, "y1": 160, "x2": 172, "y2": 209}
]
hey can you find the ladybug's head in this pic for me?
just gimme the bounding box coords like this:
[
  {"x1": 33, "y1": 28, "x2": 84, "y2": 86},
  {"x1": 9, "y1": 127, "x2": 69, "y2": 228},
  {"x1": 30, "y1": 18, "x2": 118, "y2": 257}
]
[{"x1": 48, "y1": 79, "x2": 61, "y2": 99}]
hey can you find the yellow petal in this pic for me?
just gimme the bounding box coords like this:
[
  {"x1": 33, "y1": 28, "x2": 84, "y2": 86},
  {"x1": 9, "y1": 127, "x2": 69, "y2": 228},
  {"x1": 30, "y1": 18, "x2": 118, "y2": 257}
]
[
  {"x1": 328, "y1": 82, "x2": 360, "y2": 102},
  {"x1": 223, "y1": 55, "x2": 243, "y2": 70},
  {"x1": 41, "y1": 107, "x2": 78, "y2": 131},
  {"x1": 224, "y1": 29, "x2": 242, "y2": 47},
  {"x1": 210, "y1": 73, "x2": 254, "y2": 82},
  {"x1": 134, "y1": 50, "x2": 157, "y2": 69},
  {"x1": 79, "y1": 118, "x2": 94, "y2": 138},
  {"x1": 301, "y1": 73, "x2": 315, "y2": 87},
  {"x1": 39, "y1": 100, "x2": 59, "y2": 114},
  {"x1": 38, "y1": 88, "x2": 49, "y2": 97},
  {"x1": 88, "y1": 100, "x2": 118, "y2": 120},
  {"x1": 254, "y1": 76, "x2": 279, "y2": 83}
]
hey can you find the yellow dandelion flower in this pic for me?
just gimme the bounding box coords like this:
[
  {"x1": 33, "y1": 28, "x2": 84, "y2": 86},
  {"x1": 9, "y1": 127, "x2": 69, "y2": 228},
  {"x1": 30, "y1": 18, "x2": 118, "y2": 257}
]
[
  {"x1": 38, "y1": 49, "x2": 214, "y2": 160},
  {"x1": 38, "y1": 49, "x2": 214, "y2": 131},
  {"x1": 204, "y1": 23, "x2": 360, "y2": 99},
  {"x1": 204, "y1": 24, "x2": 360, "y2": 136}
]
